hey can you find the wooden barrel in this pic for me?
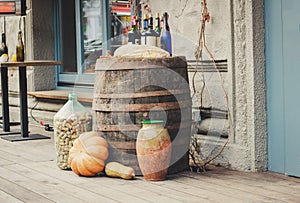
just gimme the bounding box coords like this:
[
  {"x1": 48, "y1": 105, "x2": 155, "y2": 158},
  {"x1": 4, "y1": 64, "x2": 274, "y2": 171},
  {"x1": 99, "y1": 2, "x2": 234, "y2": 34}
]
[{"x1": 93, "y1": 56, "x2": 192, "y2": 175}]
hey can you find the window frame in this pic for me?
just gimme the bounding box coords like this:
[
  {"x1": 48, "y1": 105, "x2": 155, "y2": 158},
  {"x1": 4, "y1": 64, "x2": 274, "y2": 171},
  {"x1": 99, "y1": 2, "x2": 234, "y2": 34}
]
[{"x1": 54, "y1": 0, "x2": 110, "y2": 91}]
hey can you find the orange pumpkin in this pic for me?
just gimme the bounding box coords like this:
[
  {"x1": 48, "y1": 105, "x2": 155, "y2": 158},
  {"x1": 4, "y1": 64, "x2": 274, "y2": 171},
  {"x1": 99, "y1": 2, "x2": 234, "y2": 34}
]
[{"x1": 68, "y1": 131, "x2": 109, "y2": 176}]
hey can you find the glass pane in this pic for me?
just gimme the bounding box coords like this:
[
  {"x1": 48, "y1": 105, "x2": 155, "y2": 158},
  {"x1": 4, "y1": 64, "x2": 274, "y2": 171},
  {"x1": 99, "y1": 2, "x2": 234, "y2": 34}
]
[
  {"x1": 61, "y1": 0, "x2": 77, "y2": 73},
  {"x1": 82, "y1": 0, "x2": 102, "y2": 73},
  {"x1": 109, "y1": 0, "x2": 131, "y2": 55}
]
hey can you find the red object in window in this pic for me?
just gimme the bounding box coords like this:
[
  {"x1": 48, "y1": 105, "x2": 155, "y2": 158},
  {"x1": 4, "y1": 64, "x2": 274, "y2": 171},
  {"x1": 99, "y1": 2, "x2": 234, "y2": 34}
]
[
  {"x1": 111, "y1": 3, "x2": 130, "y2": 15},
  {"x1": 0, "y1": 2, "x2": 16, "y2": 14}
]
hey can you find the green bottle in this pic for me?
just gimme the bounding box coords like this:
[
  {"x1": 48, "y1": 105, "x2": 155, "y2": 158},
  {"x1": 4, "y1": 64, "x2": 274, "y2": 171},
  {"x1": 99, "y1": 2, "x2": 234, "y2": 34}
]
[{"x1": 16, "y1": 31, "x2": 24, "y2": 62}]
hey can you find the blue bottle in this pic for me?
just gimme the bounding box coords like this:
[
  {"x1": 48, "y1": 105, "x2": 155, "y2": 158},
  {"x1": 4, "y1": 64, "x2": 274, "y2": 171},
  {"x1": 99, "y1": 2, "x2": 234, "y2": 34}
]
[{"x1": 160, "y1": 12, "x2": 172, "y2": 56}]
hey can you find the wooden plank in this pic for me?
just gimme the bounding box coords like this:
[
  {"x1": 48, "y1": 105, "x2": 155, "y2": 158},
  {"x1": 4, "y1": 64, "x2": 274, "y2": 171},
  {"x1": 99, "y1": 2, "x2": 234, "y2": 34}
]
[
  {"x1": 3, "y1": 164, "x2": 116, "y2": 203},
  {"x1": 24, "y1": 161, "x2": 152, "y2": 203},
  {"x1": 172, "y1": 174, "x2": 277, "y2": 202},
  {"x1": 94, "y1": 100, "x2": 192, "y2": 112},
  {"x1": 27, "y1": 161, "x2": 222, "y2": 202},
  {"x1": 182, "y1": 171, "x2": 300, "y2": 202},
  {"x1": 0, "y1": 139, "x2": 55, "y2": 164},
  {"x1": 0, "y1": 60, "x2": 62, "y2": 67},
  {"x1": 123, "y1": 177, "x2": 214, "y2": 203},
  {"x1": 200, "y1": 170, "x2": 300, "y2": 197},
  {"x1": 0, "y1": 158, "x2": 14, "y2": 166},
  {"x1": 94, "y1": 89, "x2": 189, "y2": 99},
  {"x1": 149, "y1": 178, "x2": 241, "y2": 203},
  {"x1": 31, "y1": 161, "x2": 212, "y2": 202},
  {"x1": 0, "y1": 166, "x2": 89, "y2": 203},
  {"x1": 28, "y1": 90, "x2": 93, "y2": 103},
  {"x1": 195, "y1": 167, "x2": 300, "y2": 191},
  {"x1": 0, "y1": 190, "x2": 23, "y2": 203},
  {"x1": 97, "y1": 121, "x2": 192, "y2": 132},
  {"x1": 0, "y1": 176, "x2": 53, "y2": 203},
  {"x1": 96, "y1": 57, "x2": 187, "y2": 71}
]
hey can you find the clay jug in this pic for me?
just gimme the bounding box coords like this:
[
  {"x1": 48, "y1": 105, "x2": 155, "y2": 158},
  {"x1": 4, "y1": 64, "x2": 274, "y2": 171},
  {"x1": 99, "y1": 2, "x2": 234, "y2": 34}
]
[{"x1": 136, "y1": 120, "x2": 172, "y2": 181}]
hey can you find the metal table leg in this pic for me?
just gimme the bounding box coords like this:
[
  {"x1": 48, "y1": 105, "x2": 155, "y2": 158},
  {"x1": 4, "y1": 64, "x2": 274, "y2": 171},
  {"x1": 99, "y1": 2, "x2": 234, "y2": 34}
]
[
  {"x1": 19, "y1": 66, "x2": 29, "y2": 137},
  {"x1": 0, "y1": 66, "x2": 22, "y2": 135},
  {"x1": 1, "y1": 66, "x2": 50, "y2": 141},
  {"x1": 0, "y1": 66, "x2": 10, "y2": 132}
]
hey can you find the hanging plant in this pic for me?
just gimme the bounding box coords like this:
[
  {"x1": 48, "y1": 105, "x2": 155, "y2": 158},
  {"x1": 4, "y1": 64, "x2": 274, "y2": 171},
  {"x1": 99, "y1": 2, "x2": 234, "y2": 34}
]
[{"x1": 189, "y1": 0, "x2": 231, "y2": 172}]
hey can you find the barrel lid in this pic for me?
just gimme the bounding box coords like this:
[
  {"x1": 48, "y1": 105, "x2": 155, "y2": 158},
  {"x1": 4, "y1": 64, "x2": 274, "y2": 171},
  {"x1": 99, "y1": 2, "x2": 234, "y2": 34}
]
[{"x1": 142, "y1": 120, "x2": 165, "y2": 124}]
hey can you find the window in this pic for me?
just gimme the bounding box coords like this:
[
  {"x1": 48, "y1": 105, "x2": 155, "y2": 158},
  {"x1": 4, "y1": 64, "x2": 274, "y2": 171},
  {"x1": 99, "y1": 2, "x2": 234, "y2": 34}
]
[{"x1": 54, "y1": 0, "x2": 131, "y2": 90}]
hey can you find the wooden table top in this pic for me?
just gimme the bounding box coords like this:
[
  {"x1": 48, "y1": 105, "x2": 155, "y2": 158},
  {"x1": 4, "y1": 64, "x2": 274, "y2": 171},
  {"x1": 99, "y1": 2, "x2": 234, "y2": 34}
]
[{"x1": 0, "y1": 60, "x2": 62, "y2": 67}]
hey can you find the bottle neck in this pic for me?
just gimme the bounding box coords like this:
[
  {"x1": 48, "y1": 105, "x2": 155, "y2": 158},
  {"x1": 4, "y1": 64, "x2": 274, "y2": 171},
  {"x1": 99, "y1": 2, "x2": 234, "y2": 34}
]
[
  {"x1": 162, "y1": 12, "x2": 170, "y2": 32},
  {"x1": 18, "y1": 32, "x2": 23, "y2": 42},
  {"x1": 2, "y1": 34, "x2": 6, "y2": 44},
  {"x1": 68, "y1": 92, "x2": 78, "y2": 101},
  {"x1": 148, "y1": 15, "x2": 153, "y2": 30},
  {"x1": 164, "y1": 19, "x2": 169, "y2": 31},
  {"x1": 155, "y1": 17, "x2": 160, "y2": 31}
]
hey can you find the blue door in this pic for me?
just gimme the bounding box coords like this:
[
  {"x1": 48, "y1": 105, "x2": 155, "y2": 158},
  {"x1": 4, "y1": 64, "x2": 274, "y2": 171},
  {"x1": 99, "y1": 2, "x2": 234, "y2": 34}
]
[{"x1": 265, "y1": 0, "x2": 300, "y2": 177}]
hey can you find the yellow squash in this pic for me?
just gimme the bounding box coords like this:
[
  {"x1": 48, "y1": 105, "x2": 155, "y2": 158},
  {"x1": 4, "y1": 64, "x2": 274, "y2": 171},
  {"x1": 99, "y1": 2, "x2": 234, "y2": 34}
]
[{"x1": 105, "y1": 162, "x2": 135, "y2": 180}]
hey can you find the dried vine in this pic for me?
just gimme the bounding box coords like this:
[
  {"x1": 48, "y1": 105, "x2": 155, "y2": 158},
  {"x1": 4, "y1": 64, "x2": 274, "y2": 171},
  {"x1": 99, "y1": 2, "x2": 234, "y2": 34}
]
[{"x1": 190, "y1": 0, "x2": 231, "y2": 171}]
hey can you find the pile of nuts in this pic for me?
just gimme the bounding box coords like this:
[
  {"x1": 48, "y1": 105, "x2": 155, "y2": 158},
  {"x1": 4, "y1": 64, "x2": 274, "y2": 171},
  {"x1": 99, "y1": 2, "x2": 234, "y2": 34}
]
[{"x1": 54, "y1": 113, "x2": 92, "y2": 169}]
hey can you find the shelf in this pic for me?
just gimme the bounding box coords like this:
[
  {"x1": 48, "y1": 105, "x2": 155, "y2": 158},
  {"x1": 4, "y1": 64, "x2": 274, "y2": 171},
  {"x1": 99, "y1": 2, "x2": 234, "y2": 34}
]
[{"x1": 0, "y1": 60, "x2": 62, "y2": 67}]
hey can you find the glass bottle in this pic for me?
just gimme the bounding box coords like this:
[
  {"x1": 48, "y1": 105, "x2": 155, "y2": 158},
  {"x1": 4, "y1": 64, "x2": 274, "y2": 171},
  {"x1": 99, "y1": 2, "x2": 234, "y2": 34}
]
[
  {"x1": 128, "y1": 16, "x2": 141, "y2": 45},
  {"x1": 16, "y1": 31, "x2": 24, "y2": 62},
  {"x1": 0, "y1": 33, "x2": 8, "y2": 56},
  {"x1": 160, "y1": 12, "x2": 172, "y2": 56},
  {"x1": 54, "y1": 92, "x2": 93, "y2": 169},
  {"x1": 146, "y1": 14, "x2": 157, "y2": 47},
  {"x1": 154, "y1": 13, "x2": 161, "y2": 48},
  {"x1": 128, "y1": 16, "x2": 137, "y2": 44},
  {"x1": 134, "y1": 16, "x2": 141, "y2": 45},
  {"x1": 141, "y1": 14, "x2": 149, "y2": 45}
]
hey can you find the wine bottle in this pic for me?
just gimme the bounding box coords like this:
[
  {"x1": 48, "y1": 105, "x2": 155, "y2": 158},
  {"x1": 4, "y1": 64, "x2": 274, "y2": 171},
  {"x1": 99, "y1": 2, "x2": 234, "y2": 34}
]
[
  {"x1": 146, "y1": 14, "x2": 157, "y2": 46},
  {"x1": 16, "y1": 31, "x2": 24, "y2": 62},
  {"x1": 134, "y1": 16, "x2": 141, "y2": 45},
  {"x1": 160, "y1": 12, "x2": 172, "y2": 56},
  {"x1": 0, "y1": 33, "x2": 8, "y2": 56},
  {"x1": 128, "y1": 16, "x2": 137, "y2": 44},
  {"x1": 141, "y1": 14, "x2": 149, "y2": 45},
  {"x1": 141, "y1": 14, "x2": 157, "y2": 46},
  {"x1": 154, "y1": 13, "x2": 161, "y2": 48}
]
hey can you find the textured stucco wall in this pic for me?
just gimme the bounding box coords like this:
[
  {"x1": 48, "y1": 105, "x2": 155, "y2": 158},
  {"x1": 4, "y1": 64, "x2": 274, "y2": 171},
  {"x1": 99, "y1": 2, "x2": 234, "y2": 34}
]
[
  {"x1": 228, "y1": 0, "x2": 267, "y2": 171},
  {"x1": 28, "y1": 0, "x2": 56, "y2": 91}
]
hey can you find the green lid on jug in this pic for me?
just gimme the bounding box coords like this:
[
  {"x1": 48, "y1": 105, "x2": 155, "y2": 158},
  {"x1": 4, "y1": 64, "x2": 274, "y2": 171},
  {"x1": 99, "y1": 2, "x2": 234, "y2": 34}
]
[{"x1": 142, "y1": 120, "x2": 165, "y2": 124}]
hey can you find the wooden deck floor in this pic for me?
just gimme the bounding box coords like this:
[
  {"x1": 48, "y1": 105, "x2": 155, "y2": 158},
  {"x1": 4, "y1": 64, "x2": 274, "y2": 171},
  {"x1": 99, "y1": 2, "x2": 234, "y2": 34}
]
[{"x1": 0, "y1": 125, "x2": 299, "y2": 203}]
